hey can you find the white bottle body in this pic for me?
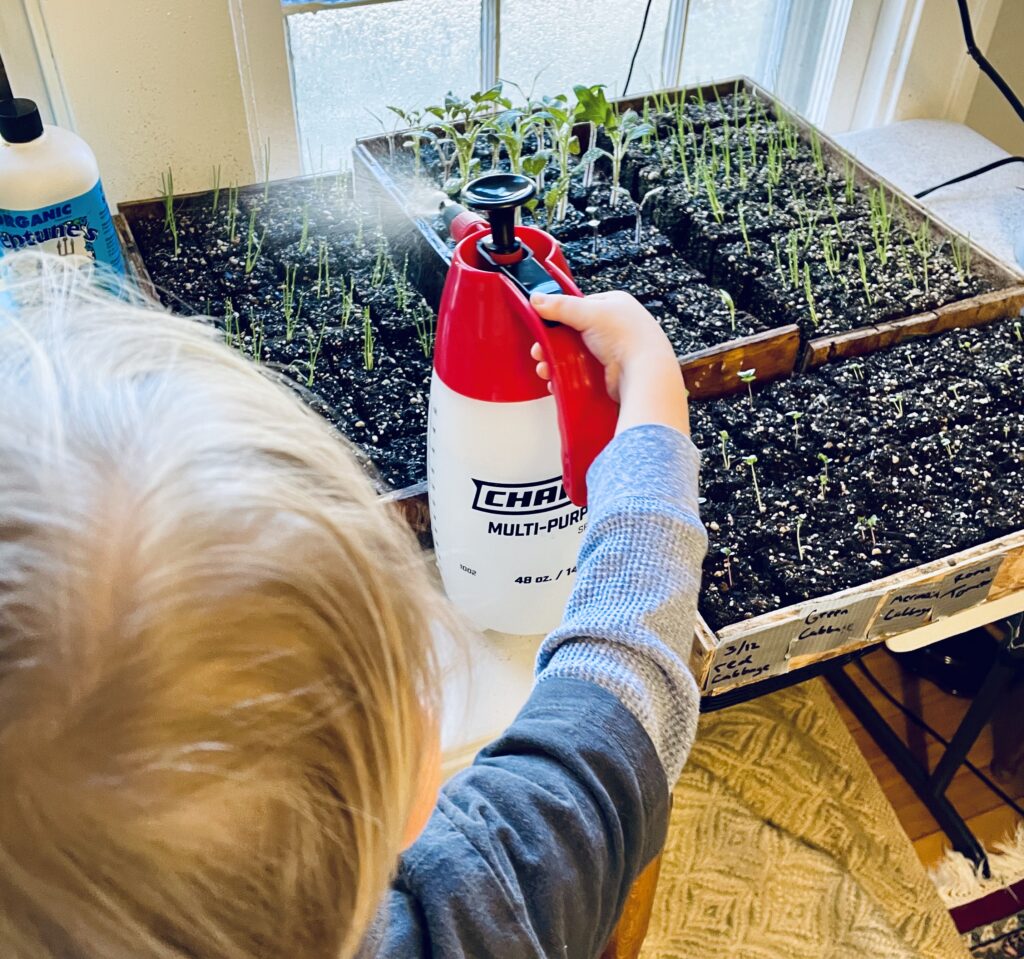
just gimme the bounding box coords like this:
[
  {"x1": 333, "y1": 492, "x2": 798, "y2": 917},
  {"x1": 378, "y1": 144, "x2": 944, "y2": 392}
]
[
  {"x1": 0, "y1": 125, "x2": 124, "y2": 275},
  {"x1": 428, "y1": 371, "x2": 588, "y2": 635}
]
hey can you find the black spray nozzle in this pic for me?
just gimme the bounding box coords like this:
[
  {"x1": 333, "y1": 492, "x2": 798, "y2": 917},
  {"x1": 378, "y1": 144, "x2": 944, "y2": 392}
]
[
  {"x1": 440, "y1": 197, "x2": 468, "y2": 231},
  {"x1": 461, "y1": 173, "x2": 537, "y2": 256}
]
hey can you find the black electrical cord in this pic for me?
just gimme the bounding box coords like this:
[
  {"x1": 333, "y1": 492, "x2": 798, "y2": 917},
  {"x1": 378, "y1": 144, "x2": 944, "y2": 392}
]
[
  {"x1": 855, "y1": 657, "x2": 1024, "y2": 821},
  {"x1": 623, "y1": 0, "x2": 656, "y2": 96},
  {"x1": 913, "y1": 0, "x2": 1024, "y2": 200},
  {"x1": 915, "y1": 156, "x2": 1024, "y2": 199}
]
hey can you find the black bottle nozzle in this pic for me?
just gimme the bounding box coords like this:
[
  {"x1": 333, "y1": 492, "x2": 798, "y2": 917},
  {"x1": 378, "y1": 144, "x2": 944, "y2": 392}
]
[{"x1": 461, "y1": 173, "x2": 537, "y2": 256}]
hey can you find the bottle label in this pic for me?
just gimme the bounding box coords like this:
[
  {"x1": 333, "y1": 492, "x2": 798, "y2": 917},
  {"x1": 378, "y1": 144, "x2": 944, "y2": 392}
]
[{"x1": 0, "y1": 179, "x2": 125, "y2": 276}]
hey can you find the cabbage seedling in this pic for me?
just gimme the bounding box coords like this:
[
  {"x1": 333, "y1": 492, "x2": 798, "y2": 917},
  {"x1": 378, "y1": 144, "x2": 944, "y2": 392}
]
[
  {"x1": 738, "y1": 368, "x2": 756, "y2": 407},
  {"x1": 720, "y1": 290, "x2": 737, "y2": 332},
  {"x1": 720, "y1": 546, "x2": 734, "y2": 587},
  {"x1": 786, "y1": 411, "x2": 803, "y2": 446},
  {"x1": 743, "y1": 455, "x2": 765, "y2": 512},
  {"x1": 719, "y1": 429, "x2": 732, "y2": 469}
]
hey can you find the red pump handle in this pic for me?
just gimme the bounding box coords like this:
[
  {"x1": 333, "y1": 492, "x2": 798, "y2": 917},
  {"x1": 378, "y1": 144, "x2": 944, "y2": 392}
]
[{"x1": 515, "y1": 268, "x2": 619, "y2": 507}]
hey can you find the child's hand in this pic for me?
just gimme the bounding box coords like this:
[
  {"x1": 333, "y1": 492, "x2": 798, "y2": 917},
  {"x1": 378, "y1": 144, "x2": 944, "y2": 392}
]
[{"x1": 530, "y1": 290, "x2": 690, "y2": 436}]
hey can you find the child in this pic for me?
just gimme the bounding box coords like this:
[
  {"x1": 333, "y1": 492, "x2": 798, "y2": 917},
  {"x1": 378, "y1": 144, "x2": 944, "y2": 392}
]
[{"x1": 0, "y1": 254, "x2": 706, "y2": 959}]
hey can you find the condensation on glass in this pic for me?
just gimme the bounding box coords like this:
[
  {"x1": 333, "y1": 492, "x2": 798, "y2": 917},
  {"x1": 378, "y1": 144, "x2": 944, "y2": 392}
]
[
  {"x1": 286, "y1": 0, "x2": 481, "y2": 173},
  {"x1": 500, "y1": 0, "x2": 673, "y2": 99}
]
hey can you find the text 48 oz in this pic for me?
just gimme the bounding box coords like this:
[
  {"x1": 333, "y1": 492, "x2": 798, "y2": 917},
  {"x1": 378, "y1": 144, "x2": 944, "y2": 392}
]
[{"x1": 515, "y1": 566, "x2": 577, "y2": 585}]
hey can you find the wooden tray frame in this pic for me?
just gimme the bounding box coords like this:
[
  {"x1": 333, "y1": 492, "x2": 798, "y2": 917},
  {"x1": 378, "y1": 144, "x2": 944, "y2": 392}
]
[{"x1": 119, "y1": 78, "x2": 1024, "y2": 698}]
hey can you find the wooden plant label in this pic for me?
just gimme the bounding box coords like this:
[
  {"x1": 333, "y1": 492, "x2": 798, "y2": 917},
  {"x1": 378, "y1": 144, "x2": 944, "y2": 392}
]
[
  {"x1": 932, "y1": 556, "x2": 1005, "y2": 620},
  {"x1": 702, "y1": 632, "x2": 790, "y2": 692},
  {"x1": 868, "y1": 585, "x2": 943, "y2": 638},
  {"x1": 705, "y1": 593, "x2": 882, "y2": 691},
  {"x1": 786, "y1": 593, "x2": 884, "y2": 659}
]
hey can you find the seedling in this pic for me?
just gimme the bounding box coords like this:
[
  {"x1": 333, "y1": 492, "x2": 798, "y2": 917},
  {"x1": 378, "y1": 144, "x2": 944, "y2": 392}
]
[
  {"x1": 786, "y1": 231, "x2": 800, "y2": 289},
  {"x1": 428, "y1": 85, "x2": 504, "y2": 193},
  {"x1": 701, "y1": 166, "x2": 725, "y2": 225},
  {"x1": 912, "y1": 220, "x2": 932, "y2": 293},
  {"x1": 949, "y1": 383, "x2": 962, "y2": 402},
  {"x1": 822, "y1": 233, "x2": 842, "y2": 277},
  {"x1": 809, "y1": 129, "x2": 825, "y2": 177},
  {"x1": 803, "y1": 262, "x2": 820, "y2": 329},
  {"x1": 262, "y1": 138, "x2": 271, "y2": 202},
  {"x1": 537, "y1": 94, "x2": 581, "y2": 222},
  {"x1": 720, "y1": 290, "x2": 737, "y2": 332},
  {"x1": 412, "y1": 301, "x2": 435, "y2": 357},
  {"x1": 817, "y1": 453, "x2": 830, "y2": 499},
  {"x1": 247, "y1": 312, "x2": 264, "y2": 364},
  {"x1": 940, "y1": 434, "x2": 955, "y2": 459},
  {"x1": 574, "y1": 86, "x2": 653, "y2": 209},
  {"x1": 306, "y1": 316, "x2": 328, "y2": 387},
  {"x1": 856, "y1": 515, "x2": 879, "y2": 546},
  {"x1": 719, "y1": 429, "x2": 732, "y2": 469},
  {"x1": 996, "y1": 361, "x2": 1013, "y2": 376},
  {"x1": 387, "y1": 106, "x2": 436, "y2": 178},
  {"x1": 160, "y1": 167, "x2": 180, "y2": 257},
  {"x1": 951, "y1": 235, "x2": 973, "y2": 282},
  {"x1": 868, "y1": 187, "x2": 893, "y2": 265},
  {"x1": 787, "y1": 410, "x2": 803, "y2": 446},
  {"x1": 848, "y1": 361, "x2": 865, "y2": 382},
  {"x1": 738, "y1": 368, "x2": 757, "y2": 406},
  {"x1": 315, "y1": 240, "x2": 332, "y2": 298},
  {"x1": 795, "y1": 515, "x2": 807, "y2": 562},
  {"x1": 743, "y1": 455, "x2": 765, "y2": 513},
  {"x1": 245, "y1": 210, "x2": 267, "y2": 275},
  {"x1": 887, "y1": 393, "x2": 905, "y2": 419},
  {"x1": 362, "y1": 306, "x2": 375, "y2": 371},
  {"x1": 282, "y1": 265, "x2": 303, "y2": 341},
  {"x1": 856, "y1": 242, "x2": 873, "y2": 304},
  {"x1": 720, "y1": 547, "x2": 734, "y2": 587},
  {"x1": 371, "y1": 235, "x2": 390, "y2": 288},
  {"x1": 225, "y1": 183, "x2": 240, "y2": 244},
  {"x1": 299, "y1": 204, "x2": 311, "y2": 256},
  {"x1": 223, "y1": 298, "x2": 236, "y2": 347},
  {"x1": 1014, "y1": 321, "x2": 1022, "y2": 343},
  {"x1": 738, "y1": 202, "x2": 751, "y2": 255},
  {"x1": 843, "y1": 157, "x2": 856, "y2": 205},
  {"x1": 211, "y1": 164, "x2": 222, "y2": 214}
]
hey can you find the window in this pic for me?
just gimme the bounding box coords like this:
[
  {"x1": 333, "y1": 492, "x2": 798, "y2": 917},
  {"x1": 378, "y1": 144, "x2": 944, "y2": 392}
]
[{"x1": 235, "y1": 0, "x2": 870, "y2": 175}]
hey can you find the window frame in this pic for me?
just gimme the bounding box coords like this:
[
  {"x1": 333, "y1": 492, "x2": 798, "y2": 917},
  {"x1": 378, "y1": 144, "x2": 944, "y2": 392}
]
[{"x1": 231, "y1": 0, "x2": 906, "y2": 178}]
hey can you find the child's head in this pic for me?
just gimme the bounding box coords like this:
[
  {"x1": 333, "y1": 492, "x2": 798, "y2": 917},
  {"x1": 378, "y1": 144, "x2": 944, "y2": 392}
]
[{"x1": 0, "y1": 255, "x2": 445, "y2": 959}]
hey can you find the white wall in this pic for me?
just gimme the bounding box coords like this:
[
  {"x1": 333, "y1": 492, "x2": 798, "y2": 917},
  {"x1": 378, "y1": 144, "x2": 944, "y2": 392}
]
[{"x1": 24, "y1": 0, "x2": 256, "y2": 204}]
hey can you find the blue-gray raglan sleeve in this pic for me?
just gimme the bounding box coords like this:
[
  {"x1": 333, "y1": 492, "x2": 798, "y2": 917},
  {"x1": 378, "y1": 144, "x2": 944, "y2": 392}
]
[{"x1": 362, "y1": 424, "x2": 705, "y2": 959}]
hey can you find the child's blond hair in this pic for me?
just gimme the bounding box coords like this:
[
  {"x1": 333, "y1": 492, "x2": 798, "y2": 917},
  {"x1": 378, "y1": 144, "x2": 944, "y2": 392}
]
[{"x1": 0, "y1": 254, "x2": 444, "y2": 959}]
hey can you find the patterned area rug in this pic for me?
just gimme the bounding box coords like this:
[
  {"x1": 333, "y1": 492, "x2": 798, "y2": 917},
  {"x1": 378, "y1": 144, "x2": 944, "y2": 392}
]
[
  {"x1": 642, "y1": 679, "x2": 967, "y2": 958},
  {"x1": 965, "y1": 907, "x2": 1024, "y2": 957}
]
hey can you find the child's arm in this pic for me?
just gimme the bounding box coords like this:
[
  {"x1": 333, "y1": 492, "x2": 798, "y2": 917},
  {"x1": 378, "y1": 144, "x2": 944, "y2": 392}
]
[{"x1": 365, "y1": 293, "x2": 705, "y2": 958}]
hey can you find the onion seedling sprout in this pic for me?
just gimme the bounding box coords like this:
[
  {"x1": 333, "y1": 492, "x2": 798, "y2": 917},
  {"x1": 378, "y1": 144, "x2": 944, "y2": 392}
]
[
  {"x1": 856, "y1": 242, "x2": 873, "y2": 304},
  {"x1": 822, "y1": 233, "x2": 842, "y2": 277},
  {"x1": 316, "y1": 240, "x2": 332, "y2": 297},
  {"x1": 225, "y1": 184, "x2": 239, "y2": 244},
  {"x1": 412, "y1": 301, "x2": 435, "y2": 357},
  {"x1": 211, "y1": 165, "x2": 221, "y2": 214},
  {"x1": 282, "y1": 265, "x2": 304, "y2": 342},
  {"x1": 810, "y1": 129, "x2": 825, "y2": 176},
  {"x1": 223, "y1": 298, "x2": 236, "y2": 347},
  {"x1": 796, "y1": 515, "x2": 807, "y2": 561},
  {"x1": 739, "y1": 203, "x2": 751, "y2": 255},
  {"x1": 160, "y1": 167, "x2": 180, "y2": 257},
  {"x1": 912, "y1": 220, "x2": 932, "y2": 293},
  {"x1": 719, "y1": 429, "x2": 732, "y2": 469},
  {"x1": 245, "y1": 210, "x2": 267, "y2": 275},
  {"x1": 362, "y1": 306, "x2": 375, "y2": 371},
  {"x1": 843, "y1": 157, "x2": 856, "y2": 204},
  {"x1": 739, "y1": 368, "x2": 757, "y2": 406},
  {"x1": 299, "y1": 204, "x2": 311, "y2": 256},
  {"x1": 743, "y1": 455, "x2": 765, "y2": 512},
  {"x1": 951, "y1": 235, "x2": 973, "y2": 282},
  {"x1": 262, "y1": 138, "x2": 271, "y2": 202},
  {"x1": 1014, "y1": 321, "x2": 1022, "y2": 343},
  {"x1": 306, "y1": 316, "x2": 328, "y2": 387},
  {"x1": 803, "y1": 262, "x2": 820, "y2": 329},
  {"x1": 787, "y1": 231, "x2": 800, "y2": 289},
  {"x1": 250, "y1": 312, "x2": 264, "y2": 364}
]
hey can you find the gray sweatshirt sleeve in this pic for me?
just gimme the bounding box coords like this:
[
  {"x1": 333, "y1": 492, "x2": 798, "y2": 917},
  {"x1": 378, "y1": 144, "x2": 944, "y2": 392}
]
[{"x1": 536, "y1": 423, "x2": 708, "y2": 784}]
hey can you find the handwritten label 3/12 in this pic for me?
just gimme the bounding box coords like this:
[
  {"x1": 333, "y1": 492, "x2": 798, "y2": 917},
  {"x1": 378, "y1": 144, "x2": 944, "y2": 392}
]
[{"x1": 704, "y1": 593, "x2": 882, "y2": 692}]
